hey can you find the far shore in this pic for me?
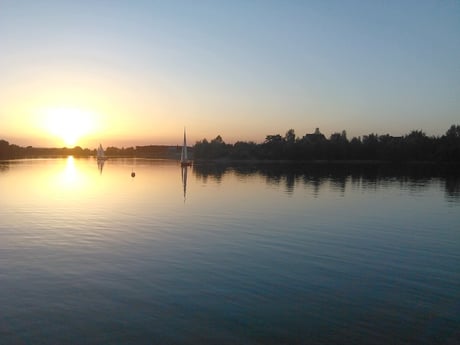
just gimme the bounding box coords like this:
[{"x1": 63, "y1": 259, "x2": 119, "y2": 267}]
[
  {"x1": 193, "y1": 158, "x2": 456, "y2": 165},
  {"x1": 2, "y1": 156, "x2": 460, "y2": 167}
]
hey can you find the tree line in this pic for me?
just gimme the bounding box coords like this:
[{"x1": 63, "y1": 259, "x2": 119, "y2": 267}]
[
  {"x1": 2, "y1": 125, "x2": 459, "y2": 162},
  {"x1": 194, "y1": 125, "x2": 460, "y2": 162},
  {"x1": 0, "y1": 141, "x2": 182, "y2": 159},
  {"x1": 0, "y1": 142, "x2": 93, "y2": 159}
]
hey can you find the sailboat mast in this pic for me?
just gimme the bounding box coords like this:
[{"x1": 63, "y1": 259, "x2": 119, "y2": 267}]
[{"x1": 182, "y1": 128, "x2": 188, "y2": 161}]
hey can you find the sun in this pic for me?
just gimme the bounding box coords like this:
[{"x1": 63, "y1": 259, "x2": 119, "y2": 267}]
[{"x1": 42, "y1": 107, "x2": 96, "y2": 147}]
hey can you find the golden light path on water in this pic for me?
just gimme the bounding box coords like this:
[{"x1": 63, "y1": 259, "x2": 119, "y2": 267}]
[{"x1": 58, "y1": 156, "x2": 82, "y2": 189}]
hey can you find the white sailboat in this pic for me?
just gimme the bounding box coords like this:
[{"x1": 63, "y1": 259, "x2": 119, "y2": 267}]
[
  {"x1": 180, "y1": 128, "x2": 192, "y2": 167},
  {"x1": 97, "y1": 143, "x2": 106, "y2": 161}
]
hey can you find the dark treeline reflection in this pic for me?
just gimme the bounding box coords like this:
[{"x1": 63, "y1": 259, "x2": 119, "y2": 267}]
[
  {"x1": 0, "y1": 162, "x2": 8, "y2": 173},
  {"x1": 193, "y1": 162, "x2": 460, "y2": 200}
]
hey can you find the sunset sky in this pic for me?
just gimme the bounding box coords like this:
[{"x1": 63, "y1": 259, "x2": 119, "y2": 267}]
[{"x1": 1, "y1": 1, "x2": 459, "y2": 148}]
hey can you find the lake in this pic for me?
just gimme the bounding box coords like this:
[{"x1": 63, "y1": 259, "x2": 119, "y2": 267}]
[{"x1": 0, "y1": 158, "x2": 459, "y2": 344}]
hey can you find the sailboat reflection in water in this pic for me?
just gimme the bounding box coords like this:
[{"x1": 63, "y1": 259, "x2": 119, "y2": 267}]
[
  {"x1": 97, "y1": 159, "x2": 105, "y2": 175},
  {"x1": 181, "y1": 165, "x2": 188, "y2": 202}
]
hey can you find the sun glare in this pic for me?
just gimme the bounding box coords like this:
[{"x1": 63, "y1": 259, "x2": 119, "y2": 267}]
[
  {"x1": 42, "y1": 107, "x2": 96, "y2": 147},
  {"x1": 54, "y1": 156, "x2": 88, "y2": 191}
]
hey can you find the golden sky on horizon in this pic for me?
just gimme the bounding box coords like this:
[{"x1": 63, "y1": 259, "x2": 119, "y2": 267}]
[{"x1": 1, "y1": 1, "x2": 459, "y2": 149}]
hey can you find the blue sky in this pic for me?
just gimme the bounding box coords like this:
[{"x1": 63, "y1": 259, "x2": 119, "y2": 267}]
[{"x1": 0, "y1": 0, "x2": 459, "y2": 146}]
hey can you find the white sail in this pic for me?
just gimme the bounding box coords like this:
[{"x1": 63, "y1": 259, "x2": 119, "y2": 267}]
[
  {"x1": 97, "y1": 144, "x2": 105, "y2": 160},
  {"x1": 180, "y1": 128, "x2": 192, "y2": 166},
  {"x1": 181, "y1": 130, "x2": 187, "y2": 162}
]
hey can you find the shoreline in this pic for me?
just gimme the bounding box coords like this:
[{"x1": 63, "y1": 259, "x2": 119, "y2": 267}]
[
  {"x1": 1, "y1": 156, "x2": 460, "y2": 166},
  {"x1": 192, "y1": 159, "x2": 460, "y2": 166}
]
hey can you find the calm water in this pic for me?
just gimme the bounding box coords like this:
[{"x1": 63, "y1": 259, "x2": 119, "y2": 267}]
[{"x1": 0, "y1": 158, "x2": 459, "y2": 345}]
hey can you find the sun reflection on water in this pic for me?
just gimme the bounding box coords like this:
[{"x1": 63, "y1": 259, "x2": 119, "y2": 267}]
[{"x1": 57, "y1": 156, "x2": 85, "y2": 190}]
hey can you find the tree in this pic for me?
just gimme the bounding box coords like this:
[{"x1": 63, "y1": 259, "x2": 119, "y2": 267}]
[
  {"x1": 211, "y1": 135, "x2": 224, "y2": 144},
  {"x1": 441, "y1": 124, "x2": 460, "y2": 161},
  {"x1": 329, "y1": 131, "x2": 349, "y2": 159},
  {"x1": 194, "y1": 135, "x2": 229, "y2": 159},
  {"x1": 0, "y1": 139, "x2": 9, "y2": 158},
  {"x1": 446, "y1": 125, "x2": 460, "y2": 139},
  {"x1": 264, "y1": 134, "x2": 283, "y2": 144},
  {"x1": 285, "y1": 129, "x2": 296, "y2": 144}
]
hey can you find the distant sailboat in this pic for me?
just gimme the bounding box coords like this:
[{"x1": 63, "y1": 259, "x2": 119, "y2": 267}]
[
  {"x1": 96, "y1": 144, "x2": 106, "y2": 174},
  {"x1": 180, "y1": 128, "x2": 192, "y2": 167},
  {"x1": 97, "y1": 144, "x2": 106, "y2": 161}
]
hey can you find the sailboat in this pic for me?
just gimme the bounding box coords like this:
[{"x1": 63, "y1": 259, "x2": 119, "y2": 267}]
[
  {"x1": 180, "y1": 128, "x2": 192, "y2": 167},
  {"x1": 97, "y1": 143, "x2": 106, "y2": 161}
]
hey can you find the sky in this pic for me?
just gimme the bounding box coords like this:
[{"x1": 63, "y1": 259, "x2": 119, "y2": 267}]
[{"x1": 1, "y1": 0, "x2": 459, "y2": 148}]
